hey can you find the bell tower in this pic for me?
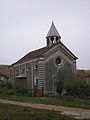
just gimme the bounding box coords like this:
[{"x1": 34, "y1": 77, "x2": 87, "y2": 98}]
[{"x1": 46, "y1": 22, "x2": 61, "y2": 47}]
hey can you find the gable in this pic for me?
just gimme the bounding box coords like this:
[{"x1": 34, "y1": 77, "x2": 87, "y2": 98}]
[{"x1": 44, "y1": 42, "x2": 77, "y2": 64}]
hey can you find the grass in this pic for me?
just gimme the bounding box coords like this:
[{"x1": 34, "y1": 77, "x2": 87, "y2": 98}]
[{"x1": 0, "y1": 103, "x2": 77, "y2": 120}]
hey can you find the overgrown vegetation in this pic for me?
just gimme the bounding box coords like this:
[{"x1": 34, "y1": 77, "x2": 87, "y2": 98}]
[
  {"x1": 0, "y1": 88, "x2": 90, "y2": 109},
  {"x1": 0, "y1": 103, "x2": 77, "y2": 120},
  {"x1": 0, "y1": 87, "x2": 32, "y2": 96},
  {"x1": 56, "y1": 67, "x2": 90, "y2": 99},
  {"x1": 65, "y1": 77, "x2": 90, "y2": 99},
  {"x1": 0, "y1": 66, "x2": 90, "y2": 109}
]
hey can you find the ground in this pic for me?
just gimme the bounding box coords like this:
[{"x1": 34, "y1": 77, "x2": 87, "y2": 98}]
[{"x1": 0, "y1": 98, "x2": 90, "y2": 119}]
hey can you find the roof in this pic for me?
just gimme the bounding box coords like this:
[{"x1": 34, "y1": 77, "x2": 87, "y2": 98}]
[
  {"x1": 77, "y1": 70, "x2": 90, "y2": 77},
  {"x1": 12, "y1": 47, "x2": 48, "y2": 65},
  {"x1": 46, "y1": 22, "x2": 61, "y2": 37},
  {"x1": 12, "y1": 41, "x2": 77, "y2": 66}
]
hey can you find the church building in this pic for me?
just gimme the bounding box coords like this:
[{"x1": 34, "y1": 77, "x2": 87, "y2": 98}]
[{"x1": 9, "y1": 22, "x2": 78, "y2": 94}]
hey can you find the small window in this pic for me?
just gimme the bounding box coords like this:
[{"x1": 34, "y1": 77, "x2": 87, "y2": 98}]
[
  {"x1": 34, "y1": 64, "x2": 38, "y2": 70},
  {"x1": 27, "y1": 66, "x2": 31, "y2": 71},
  {"x1": 15, "y1": 70, "x2": 19, "y2": 76},
  {"x1": 21, "y1": 68, "x2": 25, "y2": 74},
  {"x1": 35, "y1": 65, "x2": 38, "y2": 69}
]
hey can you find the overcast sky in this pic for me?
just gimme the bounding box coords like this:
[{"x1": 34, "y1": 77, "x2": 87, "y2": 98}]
[{"x1": 0, "y1": 0, "x2": 90, "y2": 69}]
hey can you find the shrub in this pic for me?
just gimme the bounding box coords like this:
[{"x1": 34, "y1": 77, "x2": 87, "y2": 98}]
[
  {"x1": 16, "y1": 88, "x2": 27, "y2": 95},
  {"x1": 8, "y1": 89, "x2": 16, "y2": 95},
  {"x1": 15, "y1": 87, "x2": 32, "y2": 96},
  {"x1": 0, "y1": 87, "x2": 32, "y2": 96},
  {"x1": 65, "y1": 77, "x2": 90, "y2": 99}
]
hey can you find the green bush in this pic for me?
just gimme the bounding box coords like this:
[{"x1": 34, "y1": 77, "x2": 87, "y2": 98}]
[
  {"x1": 15, "y1": 88, "x2": 32, "y2": 96},
  {"x1": 8, "y1": 89, "x2": 16, "y2": 95},
  {"x1": 65, "y1": 78, "x2": 90, "y2": 99},
  {"x1": 16, "y1": 88, "x2": 28, "y2": 95},
  {"x1": 0, "y1": 88, "x2": 32, "y2": 96}
]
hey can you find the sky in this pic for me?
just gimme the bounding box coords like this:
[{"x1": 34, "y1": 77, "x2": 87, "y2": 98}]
[{"x1": 0, "y1": 0, "x2": 90, "y2": 69}]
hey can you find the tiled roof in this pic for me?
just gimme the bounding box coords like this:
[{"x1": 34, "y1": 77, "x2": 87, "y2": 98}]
[
  {"x1": 77, "y1": 70, "x2": 90, "y2": 77},
  {"x1": 13, "y1": 47, "x2": 48, "y2": 65},
  {"x1": 12, "y1": 41, "x2": 78, "y2": 66}
]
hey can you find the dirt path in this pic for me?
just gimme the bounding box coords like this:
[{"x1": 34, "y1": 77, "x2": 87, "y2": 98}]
[{"x1": 0, "y1": 98, "x2": 90, "y2": 119}]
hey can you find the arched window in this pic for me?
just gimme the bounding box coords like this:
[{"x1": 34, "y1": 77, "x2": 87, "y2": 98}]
[{"x1": 51, "y1": 36, "x2": 54, "y2": 43}]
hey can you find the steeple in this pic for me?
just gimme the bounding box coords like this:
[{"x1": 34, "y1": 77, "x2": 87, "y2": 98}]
[{"x1": 46, "y1": 22, "x2": 61, "y2": 47}]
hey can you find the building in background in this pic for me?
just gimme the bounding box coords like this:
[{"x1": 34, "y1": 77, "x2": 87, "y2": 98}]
[
  {"x1": 76, "y1": 70, "x2": 90, "y2": 84},
  {"x1": 0, "y1": 65, "x2": 9, "y2": 87}
]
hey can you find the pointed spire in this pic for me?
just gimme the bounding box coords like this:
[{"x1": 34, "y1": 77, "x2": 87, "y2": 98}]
[{"x1": 46, "y1": 22, "x2": 61, "y2": 38}]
